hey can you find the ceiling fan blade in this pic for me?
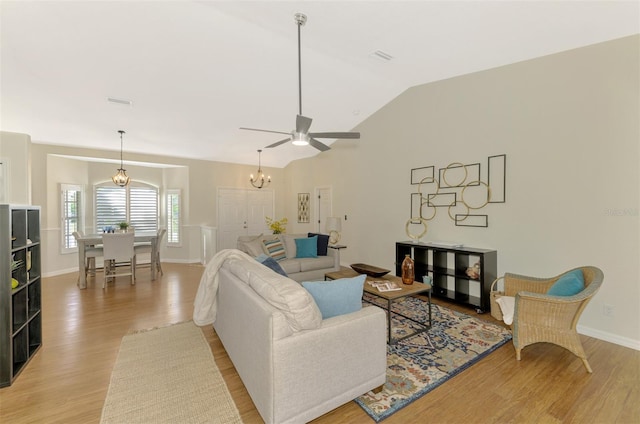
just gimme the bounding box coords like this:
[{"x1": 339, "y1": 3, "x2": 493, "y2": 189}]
[
  {"x1": 240, "y1": 127, "x2": 291, "y2": 136},
  {"x1": 309, "y1": 131, "x2": 360, "y2": 139},
  {"x1": 309, "y1": 138, "x2": 330, "y2": 152},
  {"x1": 265, "y1": 138, "x2": 291, "y2": 148},
  {"x1": 296, "y1": 115, "x2": 312, "y2": 134}
]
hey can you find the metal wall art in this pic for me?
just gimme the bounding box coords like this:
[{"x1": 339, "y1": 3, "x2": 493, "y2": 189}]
[{"x1": 407, "y1": 154, "x2": 507, "y2": 239}]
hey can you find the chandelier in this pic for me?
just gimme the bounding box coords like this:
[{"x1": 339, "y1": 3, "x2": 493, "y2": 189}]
[
  {"x1": 112, "y1": 130, "x2": 131, "y2": 187},
  {"x1": 250, "y1": 149, "x2": 271, "y2": 189}
]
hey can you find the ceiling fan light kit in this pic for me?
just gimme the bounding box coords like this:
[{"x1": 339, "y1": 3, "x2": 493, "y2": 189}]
[
  {"x1": 240, "y1": 12, "x2": 360, "y2": 153},
  {"x1": 291, "y1": 132, "x2": 309, "y2": 146}
]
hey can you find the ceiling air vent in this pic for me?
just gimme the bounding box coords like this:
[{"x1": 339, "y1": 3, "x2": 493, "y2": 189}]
[
  {"x1": 370, "y1": 50, "x2": 393, "y2": 62},
  {"x1": 107, "y1": 97, "x2": 133, "y2": 106}
]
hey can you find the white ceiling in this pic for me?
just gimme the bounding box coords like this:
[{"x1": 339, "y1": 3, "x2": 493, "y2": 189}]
[{"x1": 1, "y1": 1, "x2": 638, "y2": 168}]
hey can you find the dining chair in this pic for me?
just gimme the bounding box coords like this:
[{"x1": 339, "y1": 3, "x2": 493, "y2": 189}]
[
  {"x1": 134, "y1": 228, "x2": 166, "y2": 277},
  {"x1": 73, "y1": 231, "x2": 103, "y2": 281},
  {"x1": 102, "y1": 232, "x2": 135, "y2": 288}
]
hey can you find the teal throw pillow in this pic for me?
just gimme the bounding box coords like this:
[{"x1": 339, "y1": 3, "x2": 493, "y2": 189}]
[
  {"x1": 302, "y1": 274, "x2": 365, "y2": 319},
  {"x1": 295, "y1": 236, "x2": 318, "y2": 258},
  {"x1": 547, "y1": 269, "x2": 585, "y2": 296}
]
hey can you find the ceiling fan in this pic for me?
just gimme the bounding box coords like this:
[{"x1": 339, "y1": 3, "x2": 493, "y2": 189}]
[{"x1": 239, "y1": 12, "x2": 360, "y2": 152}]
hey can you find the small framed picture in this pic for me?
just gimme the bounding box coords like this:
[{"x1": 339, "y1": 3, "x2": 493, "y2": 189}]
[{"x1": 298, "y1": 193, "x2": 310, "y2": 223}]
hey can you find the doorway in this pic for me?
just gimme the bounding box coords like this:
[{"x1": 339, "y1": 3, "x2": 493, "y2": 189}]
[
  {"x1": 217, "y1": 188, "x2": 274, "y2": 251},
  {"x1": 315, "y1": 187, "x2": 332, "y2": 234}
]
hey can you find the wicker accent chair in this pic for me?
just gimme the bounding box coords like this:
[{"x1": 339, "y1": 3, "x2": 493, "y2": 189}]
[{"x1": 504, "y1": 266, "x2": 604, "y2": 373}]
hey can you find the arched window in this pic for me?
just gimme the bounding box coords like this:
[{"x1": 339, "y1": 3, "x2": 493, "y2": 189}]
[{"x1": 95, "y1": 182, "x2": 158, "y2": 232}]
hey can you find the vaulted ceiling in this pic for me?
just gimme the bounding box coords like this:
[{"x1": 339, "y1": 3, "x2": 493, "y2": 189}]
[{"x1": 1, "y1": 1, "x2": 638, "y2": 168}]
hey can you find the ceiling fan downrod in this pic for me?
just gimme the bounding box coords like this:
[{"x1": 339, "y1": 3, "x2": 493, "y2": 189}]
[{"x1": 294, "y1": 13, "x2": 307, "y2": 117}]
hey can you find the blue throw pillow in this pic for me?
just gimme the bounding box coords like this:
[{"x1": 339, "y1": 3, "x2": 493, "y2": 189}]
[
  {"x1": 255, "y1": 254, "x2": 288, "y2": 277},
  {"x1": 547, "y1": 269, "x2": 584, "y2": 296},
  {"x1": 302, "y1": 274, "x2": 365, "y2": 319},
  {"x1": 308, "y1": 233, "x2": 329, "y2": 256},
  {"x1": 295, "y1": 236, "x2": 318, "y2": 258}
]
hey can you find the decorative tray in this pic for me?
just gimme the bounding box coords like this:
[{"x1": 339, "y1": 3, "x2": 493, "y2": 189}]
[{"x1": 350, "y1": 263, "x2": 390, "y2": 278}]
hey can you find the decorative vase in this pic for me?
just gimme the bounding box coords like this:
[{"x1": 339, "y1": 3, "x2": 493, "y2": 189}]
[{"x1": 401, "y1": 254, "x2": 414, "y2": 285}]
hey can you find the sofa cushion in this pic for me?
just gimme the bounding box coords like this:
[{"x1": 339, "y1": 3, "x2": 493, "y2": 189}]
[
  {"x1": 243, "y1": 234, "x2": 266, "y2": 256},
  {"x1": 295, "y1": 236, "x2": 318, "y2": 258},
  {"x1": 247, "y1": 267, "x2": 322, "y2": 331},
  {"x1": 255, "y1": 254, "x2": 288, "y2": 277},
  {"x1": 278, "y1": 259, "x2": 302, "y2": 274},
  {"x1": 263, "y1": 238, "x2": 286, "y2": 262},
  {"x1": 302, "y1": 274, "x2": 366, "y2": 319},
  {"x1": 237, "y1": 234, "x2": 266, "y2": 256},
  {"x1": 299, "y1": 256, "x2": 335, "y2": 272},
  {"x1": 281, "y1": 233, "x2": 306, "y2": 259},
  {"x1": 547, "y1": 269, "x2": 584, "y2": 296},
  {"x1": 308, "y1": 233, "x2": 330, "y2": 256}
]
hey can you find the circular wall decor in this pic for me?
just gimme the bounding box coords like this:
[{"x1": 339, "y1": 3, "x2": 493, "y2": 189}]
[
  {"x1": 420, "y1": 200, "x2": 437, "y2": 221},
  {"x1": 417, "y1": 176, "x2": 439, "y2": 202},
  {"x1": 461, "y1": 180, "x2": 492, "y2": 209},
  {"x1": 405, "y1": 218, "x2": 428, "y2": 240},
  {"x1": 448, "y1": 201, "x2": 469, "y2": 222},
  {"x1": 442, "y1": 162, "x2": 468, "y2": 188}
]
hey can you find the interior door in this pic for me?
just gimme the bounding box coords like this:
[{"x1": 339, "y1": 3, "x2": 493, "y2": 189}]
[
  {"x1": 316, "y1": 187, "x2": 332, "y2": 233},
  {"x1": 217, "y1": 188, "x2": 273, "y2": 251},
  {"x1": 217, "y1": 189, "x2": 249, "y2": 251},
  {"x1": 247, "y1": 190, "x2": 273, "y2": 235}
]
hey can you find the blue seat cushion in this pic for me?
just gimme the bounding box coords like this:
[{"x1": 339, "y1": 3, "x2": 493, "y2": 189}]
[{"x1": 302, "y1": 274, "x2": 365, "y2": 319}]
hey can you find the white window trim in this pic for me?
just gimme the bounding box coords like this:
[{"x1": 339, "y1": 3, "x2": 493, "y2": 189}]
[
  {"x1": 60, "y1": 183, "x2": 84, "y2": 254},
  {"x1": 166, "y1": 189, "x2": 181, "y2": 247}
]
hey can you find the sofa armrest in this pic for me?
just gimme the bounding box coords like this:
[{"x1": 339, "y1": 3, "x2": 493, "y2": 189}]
[{"x1": 271, "y1": 305, "x2": 386, "y2": 423}]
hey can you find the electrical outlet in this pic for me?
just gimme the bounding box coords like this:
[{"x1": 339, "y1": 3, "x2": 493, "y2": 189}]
[{"x1": 603, "y1": 303, "x2": 614, "y2": 317}]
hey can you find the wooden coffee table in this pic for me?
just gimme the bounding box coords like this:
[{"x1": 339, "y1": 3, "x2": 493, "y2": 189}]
[{"x1": 325, "y1": 268, "x2": 432, "y2": 344}]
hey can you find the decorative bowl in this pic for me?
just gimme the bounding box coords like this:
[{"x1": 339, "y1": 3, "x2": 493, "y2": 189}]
[{"x1": 350, "y1": 263, "x2": 390, "y2": 278}]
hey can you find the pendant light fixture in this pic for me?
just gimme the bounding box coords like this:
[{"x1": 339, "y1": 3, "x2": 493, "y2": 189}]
[
  {"x1": 112, "y1": 130, "x2": 131, "y2": 187},
  {"x1": 250, "y1": 149, "x2": 271, "y2": 189}
]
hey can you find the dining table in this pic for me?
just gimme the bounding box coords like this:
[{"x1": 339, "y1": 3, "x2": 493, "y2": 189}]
[{"x1": 76, "y1": 231, "x2": 158, "y2": 289}]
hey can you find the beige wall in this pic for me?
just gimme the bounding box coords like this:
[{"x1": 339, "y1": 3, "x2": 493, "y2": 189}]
[
  {"x1": 3, "y1": 35, "x2": 637, "y2": 349},
  {"x1": 283, "y1": 35, "x2": 640, "y2": 348},
  {"x1": 0, "y1": 131, "x2": 32, "y2": 204},
  {"x1": 27, "y1": 143, "x2": 285, "y2": 274}
]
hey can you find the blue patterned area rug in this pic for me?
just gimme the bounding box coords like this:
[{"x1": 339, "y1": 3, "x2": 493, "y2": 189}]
[{"x1": 355, "y1": 294, "x2": 512, "y2": 422}]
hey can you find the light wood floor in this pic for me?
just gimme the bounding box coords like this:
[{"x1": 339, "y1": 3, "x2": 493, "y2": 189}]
[{"x1": 1, "y1": 264, "x2": 638, "y2": 423}]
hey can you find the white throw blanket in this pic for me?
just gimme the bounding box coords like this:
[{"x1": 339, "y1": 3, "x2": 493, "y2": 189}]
[
  {"x1": 496, "y1": 295, "x2": 516, "y2": 325},
  {"x1": 193, "y1": 249, "x2": 252, "y2": 326}
]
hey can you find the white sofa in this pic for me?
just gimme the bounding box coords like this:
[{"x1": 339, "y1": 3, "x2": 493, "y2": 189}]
[
  {"x1": 206, "y1": 250, "x2": 387, "y2": 424},
  {"x1": 237, "y1": 233, "x2": 340, "y2": 282}
]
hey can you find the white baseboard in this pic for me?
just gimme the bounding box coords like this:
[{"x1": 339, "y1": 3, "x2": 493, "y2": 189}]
[
  {"x1": 43, "y1": 260, "x2": 202, "y2": 278},
  {"x1": 43, "y1": 268, "x2": 78, "y2": 278},
  {"x1": 578, "y1": 324, "x2": 640, "y2": 351}
]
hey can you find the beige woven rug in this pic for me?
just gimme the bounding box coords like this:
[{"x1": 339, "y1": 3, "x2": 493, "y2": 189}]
[{"x1": 100, "y1": 321, "x2": 242, "y2": 424}]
